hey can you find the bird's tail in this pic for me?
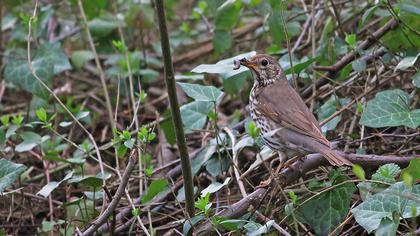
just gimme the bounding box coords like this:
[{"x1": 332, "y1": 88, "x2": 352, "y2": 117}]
[{"x1": 317, "y1": 147, "x2": 352, "y2": 166}]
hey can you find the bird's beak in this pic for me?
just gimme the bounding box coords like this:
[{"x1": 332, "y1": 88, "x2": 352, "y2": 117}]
[{"x1": 239, "y1": 58, "x2": 257, "y2": 70}]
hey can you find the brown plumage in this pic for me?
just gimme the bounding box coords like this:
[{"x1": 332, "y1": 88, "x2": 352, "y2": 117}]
[{"x1": 237, "y1": 54, "x2": 352, "y2": 166}]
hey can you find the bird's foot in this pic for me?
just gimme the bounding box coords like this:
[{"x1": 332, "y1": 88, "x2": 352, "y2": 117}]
[
  {"x1": 279, "y1": 155, "x2": 300, "y2": 172},
  {"x1": 257, "y1": 177, "x2": 272, "y2": 188}
]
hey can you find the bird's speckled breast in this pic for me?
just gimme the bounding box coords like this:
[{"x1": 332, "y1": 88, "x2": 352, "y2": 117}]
[{"x1": 249, "y1": 83, "x2": 286, "y2": 151}]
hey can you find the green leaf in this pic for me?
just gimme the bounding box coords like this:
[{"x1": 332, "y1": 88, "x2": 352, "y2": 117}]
[
  {"x1": 161, "y1": 118, "x2": 176, "y2": 145},
  {"x1": 15, "y1": 131, "x2": 43, "y2": 152},
  {"x1": 37, "y1": 171, "x2": 73, "y2": 198},
  {"x1": 317, "y1": 96, "x2": 350, "y2": 132},
  {"x1": 248, "y1": 220, "x2": 274, "y2": 236},
  {"x1": 268, "y1": 11, "x2": 284, "y2": 44},
  {"x1": 222, "y1": 69, "x2": 249, "y2": 94},
  {"x1": 0, "y1": 159, "x2": 27, "y2": 193},
  {"x1": 192, "y1": 145, "x2": 217, "y2": 175},
  {"x1": 191, "y1": 51, "x2": 255, "y2": 75},
  {"x1": 352, "y1": 164, "x2": 366, "y2": 180},
  {"x1": 352, "y1": 59, "x2": 366, "y2": 72},
  {"x1": 284, "y1": 56, "x2": 320, "y2": 75},
  {"x1": 205, "y1": 155, "x2": 230, "y2": 177},
  {"x1": 176, "y1": 186, "x2": 198, "y2": 202},
  {"x1": 35, "y1": 43, "x2": 72, "y2": 74},
  {"x1": 183, "y1": 215, "x2": 205, "y2": 235},
  {"x1": 401, "y1": 158, "x2": 420, "y2": 182},
  {"x1": 201, "y1": 178, "x2": 231, "y2": 197},
  {"x1": 69, "y1": 175, "x2": 103, "y2": 189},
  {"x1": 360, "y1": 6, "x2": 378, "y2": 26},
  {"x1": 71, "y1": 50, "x2": 95, "y2": 69},
  {"x1": 141, "y1": 179, "x2": 169, "y2": 204},
  {"x1": 35, "y1": 107, "x2": 48, "y2": 122},
  {"x1": 247, "y1": 121, "x2": 260, "y2": 140},
  {"x1": 375, "y1": 217, "x2": 399, "y2": 236},
  {"x1": 87, "y1": 17, "x2": 118, "y2": 37},
  {"x1": 382, "y1": 13, "x2": 420, "y2": 51},
  {"x1": 41, "y1": 220, "x2": 64, "y2": 233},
  {"x1": 351, "y1": 182, "x2": 420, "y2": 234},
  {"x1": 345, "y1": 34, "x2": 357, "y2": 47},
  {"x1": 213, "y1": 30, "x2": 233, "y2": 53},
  {"x1": 214, "y1": 0, "x2": 242, "y2": 31},
  {"x1": 4, "y1": 43, "x2": 70, "y2": 99},
  {"x1": 372, "y1": 163, "x2": 401, "y2": 183},
  {"x1": 4, "y1": 55, "x2": 53, "y2": 99},
  {"x1": 296, "y1": 175, "x2": 356, "y2": 235},
  {"x1": 177, "y1": 82, "x2": 224, "y2": 103},
  {"x1": 394, "y1": 53, "x2": 419, "y2": 71},
  {"x1": 360, "y1": 89, "x2": 420, "y2": 128},
  {"x1": 180, "y1": 101, "x2": 213, "y2": 133},
  {"x1": 84, "y1": 190, "x2": 104, "y2": 200},
  {"x1": 218, "y1": 219, "x2": 248, "y2": 231},
  {"x1": 399, "y1": 3, "x2": 420, "y2": 15},
  {"x1": 81, "y1": 0, "x2": 108, "y2": 19},
  {"x1": 412, "y1": 71, "x2": 420, "y2": 88}
]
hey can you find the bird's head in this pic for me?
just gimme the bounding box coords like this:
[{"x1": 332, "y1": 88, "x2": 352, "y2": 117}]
[{"x1": 235, "y1": 54, "x2": 284, "y2": 86}]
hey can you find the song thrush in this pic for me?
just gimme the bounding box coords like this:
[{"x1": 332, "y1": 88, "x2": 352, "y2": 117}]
[{"x1": 234, "y1": 54, "x2": 352, "y2": 166}]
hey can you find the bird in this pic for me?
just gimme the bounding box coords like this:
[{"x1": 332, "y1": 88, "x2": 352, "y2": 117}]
[{"x1": 234, "y1": 54, "x2": 352, "y2": 167}]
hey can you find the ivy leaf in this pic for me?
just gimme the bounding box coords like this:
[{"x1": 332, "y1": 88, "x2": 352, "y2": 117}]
[
  {"x1": 200, "y1": 177, "x2": 231, "y2": 197},
  {"x1": 412, "y1": 71, "x2": 420, "y2": 88},
  {"x1": 191, "y1": 51, "x2": 256, "y2": 76},
  {"x1": 177, "y1": 82, "x2": 223, "y2": 103},
  {"x1": 37, "y1": 171, "x2": 73, "y2": 198},
  {"x1": 180, "y1": 101, "x2": 213, "y2": 133},
  {"x1": 296, "y1": 174, "x2": 356, "y2": 235},
  {"x1": 352, "y1": 59, "x2": 366, "y2": 72},
  {"x1": 35, "y1": 43, "x2": 71, "y2": 74},
  {"x1": 351, "y1": 182, "x2": 420, "y2": 234},
  {"x1": 4, "y1": 55, "x2": 53, "y2": 99},
  {"x1": 317, "y1": 96, "x2": 350, "y2": 132},
  {"x1": 248, "y1": 220, "x2": 275, "y2": 236},
  {"x1": 4, "y1": 43, "x2": 71, "y2": 99},
  {"x1": 191, "y1": 145, "x2": 217, "y2": 175},
  {"x1": 394, "y1": 53, "x2": 419, "y2": 71},
  {"x1": 372, "y1": 163, "x2": 401, "y2": 184},
  {"x1": 0, "y1": 159, "x2": 27, "y2": 193},
  {"x1": 360, "y1": 89, "x2": 420, "y2": 128},
  {"x1": 205, "y1": 155, "x2": 230, "y2": 177},
  {"x1": 401, "y1": 158, "x2": 420, "y2": 182}
]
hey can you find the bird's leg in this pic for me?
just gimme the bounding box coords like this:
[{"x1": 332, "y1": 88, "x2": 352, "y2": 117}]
[
  {"x1": 274, "y1": 151, "x2": 288, "y2": 174},
  {"x1": 282, "y1": 155, "x2": 300, "y2": 171},
  {"x1": 257, "y1": 151, "x2": 287, "y2": 188}
]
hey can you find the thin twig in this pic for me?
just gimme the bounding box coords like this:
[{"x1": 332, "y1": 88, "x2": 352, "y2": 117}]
[
  {"x1": 79, "y1": 151, "x2": 141, "y2": 236},
  {"x1": 77, "y1": 0, "x2": 115, "y2": 130}
]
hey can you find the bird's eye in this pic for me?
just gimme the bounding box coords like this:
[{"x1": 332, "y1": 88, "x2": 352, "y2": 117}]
[{"x1": 261, "y1": 59, "x2": 269, "y2": 66}]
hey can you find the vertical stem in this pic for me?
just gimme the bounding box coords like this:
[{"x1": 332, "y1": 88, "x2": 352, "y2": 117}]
[
  {"x1": 154, "y1": 0, "x2": 195, "y2": 218},
  {"x1": 0, "y1": 2, "x2": 3, "y2": 75}
]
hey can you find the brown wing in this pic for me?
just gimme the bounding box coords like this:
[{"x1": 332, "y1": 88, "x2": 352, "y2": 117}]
[{"x1": 256, "y1": 79, "x2": 330, "y2": 147}]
